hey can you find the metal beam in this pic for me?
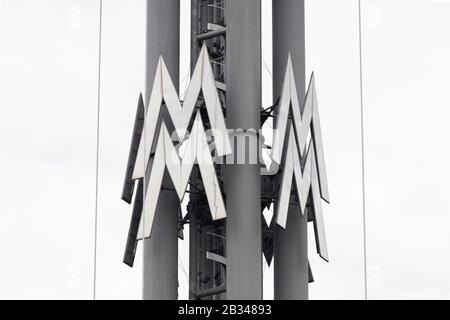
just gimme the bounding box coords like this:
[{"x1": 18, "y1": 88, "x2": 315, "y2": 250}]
[
  {"x1": 196, "y1": 28, "x2": 226, "y2": 42},
  {"x1": 142, "y1": 0, "x2": 180, "y2": 300},
  {"x1": 189, "y1": 0, "x2": 201, "y2": 301},
  {"x1": 195, "y1": 285, "x2": 226, "y2": 299},
  {"x1": 206, "y1": 251, "x2": 227, "y2": 266},
  {"x1": 191, "y1": 0, "x2": 200, "y2": 72},
  {"x1": 188, "y1": 208, "x2": 199, "y2": 300},
  {"x1": 226, "y1": 0, "x2": 262, "y2": 300},
  {"x1": 273, "y1": 0, "x2": 308, "y2": 300}
]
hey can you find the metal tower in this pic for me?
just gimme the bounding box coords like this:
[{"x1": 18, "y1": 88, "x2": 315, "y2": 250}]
[{"x1": 122, "y1": 0, "x2": 329, "y2": 300}]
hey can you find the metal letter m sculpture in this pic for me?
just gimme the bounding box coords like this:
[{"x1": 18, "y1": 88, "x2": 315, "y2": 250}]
[
  {"x1": 121, "y1": 50, "x2": 329, "y2": 272},
  {"x1": 132, "y1": 45, "x2": 230, "y2": 238},
  {"x1": 270, "y1": 56, "x2": 329, "y2": 262}
]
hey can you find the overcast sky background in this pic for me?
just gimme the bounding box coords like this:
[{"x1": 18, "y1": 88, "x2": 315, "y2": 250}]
[{"x1": 0, "y1": 0, "x2": 449, "y2": 300}]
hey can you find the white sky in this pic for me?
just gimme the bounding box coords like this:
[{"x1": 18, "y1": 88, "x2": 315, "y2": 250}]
[{"x1": 0, "y1": 0, "x2": 449, "y2": 300}]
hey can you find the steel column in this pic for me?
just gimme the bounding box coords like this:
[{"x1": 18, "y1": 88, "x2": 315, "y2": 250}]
[
  {"x1": 189, "y1": 0, "x2": 200, "y2": 300},
  {"x1": 191, "y1": 0, "x2": 200, "y2": 72},
  {"x1": 273, "y1": 0, "x2": 308, "y2": 300},
  {"x1": 142, "y1": 0, "x2": 180, "y2": 300},
  {"x1": 226, "y1": 0, "x2": 262, "y2": 300}
]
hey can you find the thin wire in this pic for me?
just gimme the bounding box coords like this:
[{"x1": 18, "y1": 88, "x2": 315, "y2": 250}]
[
  {"x1": 180, "y1": 66, "x2": 191, "y2": 100},
  {"x1": 262, "y1": 58, "x2": 273, "y2": 79},
  {"x1": 358, "y1": 0, "x2": 369, "y2": 301},
  {"x1": 93, "y1": 0, "x2": 103, "y2": 301},
  {"x1": 179, "y1": 255, "x2": 189, "y2": 281}
]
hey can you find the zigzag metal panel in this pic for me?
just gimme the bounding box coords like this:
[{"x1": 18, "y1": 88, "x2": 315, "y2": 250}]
[
  {"x1": 271, "y1": 57, "x2": 330, "y2": 203},
  {"x1": 132, "y1": 45, "x2": 232, "y2": 181},
  {"x1": 123, "y1": 46, "x2": 230, "y2": 243},
  {"x1": 137, "y1": 113, "x2": 227, "y2": 239},
  {"x1": 270, "y1": 59, "x2": 329, "y2": 262}
]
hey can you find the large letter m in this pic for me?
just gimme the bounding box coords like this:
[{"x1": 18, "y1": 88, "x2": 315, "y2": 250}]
[{"x1": 270, "y1": 56, "x2": 330, "y2": 262}]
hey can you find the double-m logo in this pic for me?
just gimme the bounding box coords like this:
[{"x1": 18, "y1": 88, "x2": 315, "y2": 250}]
[{"x1": 122, "y1": 47, "x2": 329, "y2": 265}]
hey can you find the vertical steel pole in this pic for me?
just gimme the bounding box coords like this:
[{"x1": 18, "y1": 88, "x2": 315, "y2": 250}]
[
  {"x1": 273, "y1": 0, "x2": 308, "y2": 300},
  {"x1": 191, "y1": 0, "x2": 200, "y2": 72},
  {"x1": 143, "y1": 0, "x2": 180, "y2": 300},
  {"x1": 189, "y1": 0, "x2": 200, "y2": 300},
  {"x1": 226, "y1": 0, "x2": 262, "y2": 300}
]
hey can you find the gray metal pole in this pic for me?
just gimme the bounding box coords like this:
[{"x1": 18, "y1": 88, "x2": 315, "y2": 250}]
[
  {"x1": 142, "y1": 0, "x2": 180, "y2": 300},
  {"x1": 188, "y1": 0, "x2": 200, "y2": 301},
  {"x1": 191, "y1": 0, "x2": 200, "y2": 72},
  {"x1": 273, "y1": 0, "x2": 308, "y2": 300},
  {"x1": 226, "y1": 0, "x2": 262, "y2": 300}
]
